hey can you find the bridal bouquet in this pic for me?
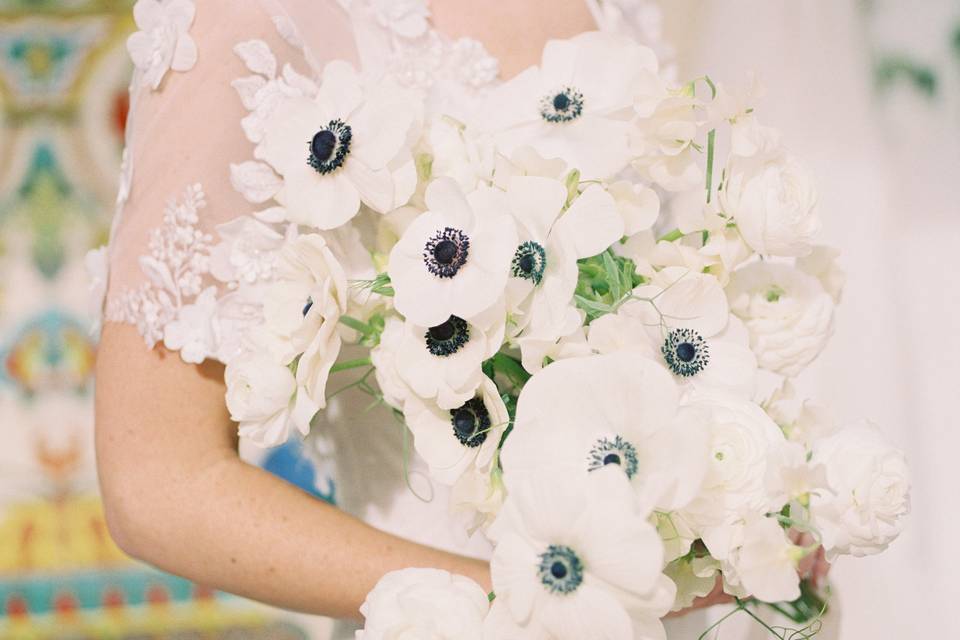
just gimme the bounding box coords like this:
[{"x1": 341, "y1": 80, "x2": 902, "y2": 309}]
[{"x1": 222, "y1": 32, "x2": 910, "y2": 639}]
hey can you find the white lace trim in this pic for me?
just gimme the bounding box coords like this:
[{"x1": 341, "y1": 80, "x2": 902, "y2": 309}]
[{"x1": 105, "y1": 184, "x2": 213, "y2": 349}]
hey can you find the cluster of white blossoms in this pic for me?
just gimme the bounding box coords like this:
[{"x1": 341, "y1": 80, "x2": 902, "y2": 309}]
[{"x1": 218, "y1": 30, "x2": 910, "y2": 640}]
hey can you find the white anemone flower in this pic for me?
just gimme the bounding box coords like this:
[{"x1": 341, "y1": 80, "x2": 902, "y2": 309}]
[
  {"x1": 501, "y1": 352, "x2": 708, "y2": 514},
  {"x1": 476, "y1": 31, "x2": 660, "y2": 181},
  {"x1": 487, "y1": 467, "x2": 674, "y2": 640},
  {"x1": 388, "y1": 179, "x2": 518, "y2": 327},
  {"x1": 502, "y1": 176, "x2": 623, "y2": 364},
  {"x1": 588, "y1": 267, "x2": 758, "y2": 399},
  {"x1": 404, "y1": 376, "x2": 509, "y2": 486},
  {"x1": 392, "y1": 300, "x2": 505, "y2": 410},
  {"x1": 256, "y1": 60, "x2": 420, "y2": 229}
]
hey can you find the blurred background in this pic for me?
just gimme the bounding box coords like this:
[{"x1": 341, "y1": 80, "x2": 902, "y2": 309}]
[{"x1": 0, "y1": 0, "x2": 955, "y2": 638}]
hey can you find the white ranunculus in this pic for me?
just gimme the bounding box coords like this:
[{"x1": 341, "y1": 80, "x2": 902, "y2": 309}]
[
  {"x1": 487, "y1": 468, "x2": 673, "y2": 640},
  {"x1": 225, "y1": 353, "x2": 297, "y2": 447},
  {"x1": 404, "y1": 376, "x2": 509, "y2": 485},
  {"x1": 502, "y1": 352, "x2": 708, "y2": 514},
  {"x1": 126, "y1": 0, "x2": 197, "y2": 89},
  {"x1": 679, "y1": 392, "x2": 787, "y2": 545},
  {"x1": 476, "y1": 31, "x2": 660, "y2": 180},
  {"x1": 726, "y1": 262, "x2": 835, "y2": 378},
  {"x1": 256, "y1": 60, "x2": 420, "y2": 229},
  {"x1": 720, "y1": 152, "x2": 821, "y2": 258},
  {"x1": 393, "y1": 301, "x2": 504, "y2": 410},
  {"x1": 810, "y1": 423, "x2": 910, "y2": 560},
  {"x1": 358, "y1": 568, "x2": 489, "y2": 640},
  {"x1": 388, "y1": 179, "x2": 517, "y2": 327}
]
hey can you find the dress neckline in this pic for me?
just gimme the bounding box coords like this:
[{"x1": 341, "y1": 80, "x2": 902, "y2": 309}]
[{"x1": 347, "y1": 0, "x2": 615, "y2": 93}]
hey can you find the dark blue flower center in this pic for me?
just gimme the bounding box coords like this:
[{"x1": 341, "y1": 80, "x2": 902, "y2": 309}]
[
  {"x1": 662, "y1": 328, "x2": 710, "y2": 377},
  {"x1": 450, "y1": 397, "x2": 491, "y2": 448},
  {"x1": 511, "y1": 241, "x2": 547, "y2": 285},
  {"x1": 307, "y1": 119, "x2": 352, "y2": 174},
  {"x1": 587, "y1": 435, "x2": 639, "y2": 479},
  {"x1": 540, "y1": 87, "x2": 584, "y2": 123},
  {"x1": 538, "y1": 545, "x2": 584, "y2": 595},
  {"x1": 423, "y1": 228, "x2": 470, "y2": 278},
  {"x1": 425, "y1": 316, "x2": 470, "y2": 357}
]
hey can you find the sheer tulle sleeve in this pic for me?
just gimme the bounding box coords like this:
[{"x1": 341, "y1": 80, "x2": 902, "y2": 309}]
[{"x1": 100, "y1": 0, "x2": 359, "y2": 363}]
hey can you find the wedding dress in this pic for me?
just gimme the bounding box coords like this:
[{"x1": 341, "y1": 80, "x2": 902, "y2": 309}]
[{"x1": 99, "y1": 1, "x2": 717, "y2": 637}]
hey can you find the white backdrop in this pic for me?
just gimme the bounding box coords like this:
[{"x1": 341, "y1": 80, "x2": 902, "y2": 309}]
[{"x1": 661, "y1": 1, "x2": 959, "y2": 637}]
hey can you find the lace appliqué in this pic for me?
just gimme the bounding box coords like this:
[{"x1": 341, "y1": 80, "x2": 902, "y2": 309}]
[
  {"x1": 388, "y1": 31, "x2": 499, "y2": 92},
  {"x1": 352, "y1": 0, "x2": 498, "y2": 93},
  {"x1": 106, "y1": 184, "x2": 213, "y2": 353},
  {"x1": 127, "y1": 0, "x2": 199, "y2": 90}
]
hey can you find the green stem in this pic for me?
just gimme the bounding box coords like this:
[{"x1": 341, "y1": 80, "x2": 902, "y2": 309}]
[
  {"x1": 339, "y1": 315, "x2": 373, "y2": 334},
  {"x1": 705, "y1": 128, "x2": 717, "y2": 203},
  {"x1": 658, "y1": 228, "x2": 684, "y2": 243},
  {"x1": 330, "y1": 357, "x2": 373, "y2": 374}
]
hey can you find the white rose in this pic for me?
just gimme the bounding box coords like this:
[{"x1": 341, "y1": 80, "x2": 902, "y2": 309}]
[
  {"x1": 727, "y1": 262, "x2": 835, "y2": 377},
  {"x1": 810, "y1": 423, "x2": 910, "y2": 560},
  {"x1": 224, "y1": 353, "x2": 297, "y2": 447},
  {"x1": 721, "y1": 152, "x2": 821, "y2": 257},
  {"x1": 358, "y1": 568, "x2": 489, "y2": 640}
]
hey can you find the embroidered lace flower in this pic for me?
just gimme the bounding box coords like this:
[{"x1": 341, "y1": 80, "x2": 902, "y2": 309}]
[
  {"x1": 126, "y1": 0, "x2": 198, "y2": 89},
  {"x1": 105, "y1": 184, "x2": 213, "y2": 355}
]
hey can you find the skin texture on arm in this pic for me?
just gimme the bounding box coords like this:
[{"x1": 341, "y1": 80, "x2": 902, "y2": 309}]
[{"x1": 95, "y1": 322, "x2": 491, "y2": 621}]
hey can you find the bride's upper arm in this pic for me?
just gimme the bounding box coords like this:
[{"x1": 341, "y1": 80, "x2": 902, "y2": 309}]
[{"x1": 94, "y1": 0, "x2": 357, "y2": 550}]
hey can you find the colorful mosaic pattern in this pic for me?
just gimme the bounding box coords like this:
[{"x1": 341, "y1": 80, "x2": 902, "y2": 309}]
[{"x1": 0, "y1": 3, "x2": 328, "y2": 638}]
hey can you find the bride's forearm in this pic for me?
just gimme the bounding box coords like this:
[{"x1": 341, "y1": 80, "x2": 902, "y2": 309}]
[
  {"x1": 107, "y1": 454, "x2": 489, "y2": 620},
  {"x1": 95, "y1": 323, "x2": 489, "y2": 621}
]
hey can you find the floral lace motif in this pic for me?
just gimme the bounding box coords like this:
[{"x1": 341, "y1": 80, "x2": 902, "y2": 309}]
[{"x1": 105, "y1": 184, "x2": 213, "y2": 349}]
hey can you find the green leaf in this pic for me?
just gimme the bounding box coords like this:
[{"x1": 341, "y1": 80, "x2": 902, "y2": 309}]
[
  {"x1": 490, "y1": 352, "x2": 531, "y2": 388},
  {"x1": 601, "y1": 251, "x2": 622, "y2": 302}
]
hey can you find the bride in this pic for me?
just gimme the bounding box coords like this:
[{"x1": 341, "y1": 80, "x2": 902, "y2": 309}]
[{"x1": 94, "y1": 1, "x2": 826, "y2": 637}]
